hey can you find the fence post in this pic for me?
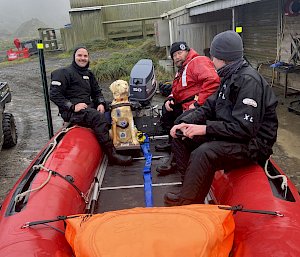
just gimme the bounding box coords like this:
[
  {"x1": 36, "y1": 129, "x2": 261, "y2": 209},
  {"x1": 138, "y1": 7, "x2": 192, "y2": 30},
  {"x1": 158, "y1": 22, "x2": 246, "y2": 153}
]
[
  {"x1": 142, "y1": 20, "x2": 147, "y2": 38},
  {"x1": 37, "y1": 40, "x2": 54, "y2": 139}
]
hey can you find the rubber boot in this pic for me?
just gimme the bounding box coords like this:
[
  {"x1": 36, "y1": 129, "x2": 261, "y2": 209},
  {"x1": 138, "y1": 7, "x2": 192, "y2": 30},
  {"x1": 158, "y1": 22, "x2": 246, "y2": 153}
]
[
  {"x1": 164, "y1": 192, "x2": 193, "y2": 206},
  {"x1": 104, "y1": 142, "x2": 133, "y2": 166},
  {"x1": 156, "y1": 152, "x2": 176, "y2": 175}
]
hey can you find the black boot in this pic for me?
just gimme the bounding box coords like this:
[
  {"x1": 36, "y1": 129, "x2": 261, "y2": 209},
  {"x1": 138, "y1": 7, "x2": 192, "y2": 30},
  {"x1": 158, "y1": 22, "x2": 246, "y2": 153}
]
[
  {"x1": 156, "y1": 152, "x2": 176, "y2": 175},
  {"x1": 164, "y1": 192, "x2": 193, "y2": 206},
  {"x1": 155, "y1": 136, "x2": 172, "y2": 152},
  {"x1": 104, "y1": 142, "x2": 133, "y2": 166}
]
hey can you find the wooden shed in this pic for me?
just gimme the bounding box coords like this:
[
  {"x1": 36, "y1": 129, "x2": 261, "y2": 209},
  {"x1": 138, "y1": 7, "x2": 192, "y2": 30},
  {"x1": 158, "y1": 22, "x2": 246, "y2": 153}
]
[
  {"x1": 157, "y1": 0, "x2": 300, "y2": 92},
  {"x1": 61, "y1": 0, "x2": 196, "y2": 50}
]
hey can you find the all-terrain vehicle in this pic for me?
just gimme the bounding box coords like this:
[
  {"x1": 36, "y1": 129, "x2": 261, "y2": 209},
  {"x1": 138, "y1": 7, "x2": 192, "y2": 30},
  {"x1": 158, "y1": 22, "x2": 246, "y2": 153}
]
[{"x1": 0, "y1": 82, "x2": 17, "y2": 150}]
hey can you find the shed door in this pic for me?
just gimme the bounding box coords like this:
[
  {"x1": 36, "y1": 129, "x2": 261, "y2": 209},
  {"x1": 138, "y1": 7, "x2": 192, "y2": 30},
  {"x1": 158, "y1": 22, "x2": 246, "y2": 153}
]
[
  {"x1": 179, "y1": 21, "x2": 230, "y2": 56},
  {"x1": 179, "y1": 23, "x2": 205, "y2": 55},
  {"x1": 238, "y1": 0, "x2": 279, "y2": 65}
]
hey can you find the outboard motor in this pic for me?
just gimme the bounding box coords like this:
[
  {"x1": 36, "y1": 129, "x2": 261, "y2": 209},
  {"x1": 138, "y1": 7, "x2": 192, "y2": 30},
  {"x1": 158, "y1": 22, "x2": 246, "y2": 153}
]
[
  {"x1": 129, "y1": 59, "x2": 165, "y2": 137},
  {"x1": 129, "y1": 59, "x2": 157, "y2": 106}
]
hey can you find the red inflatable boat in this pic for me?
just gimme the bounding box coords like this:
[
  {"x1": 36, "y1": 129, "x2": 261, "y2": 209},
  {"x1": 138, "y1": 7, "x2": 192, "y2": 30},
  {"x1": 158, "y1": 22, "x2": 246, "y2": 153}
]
[
  {"x1": 0, "y1": 125, "x2": 299, "y2": 256},
  {"x1": 212, "y1": 161, "x2": 300, "y2": 256},
  {"x1": 0, "y1": 126, "x2": 103, "y2": 256}
]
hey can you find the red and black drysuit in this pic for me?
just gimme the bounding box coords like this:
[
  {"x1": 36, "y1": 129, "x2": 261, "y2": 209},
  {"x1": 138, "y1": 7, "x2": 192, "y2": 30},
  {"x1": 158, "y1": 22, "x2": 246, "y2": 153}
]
[{"x1": 161, "y1": 49, "x2": 220, "y2": 132}]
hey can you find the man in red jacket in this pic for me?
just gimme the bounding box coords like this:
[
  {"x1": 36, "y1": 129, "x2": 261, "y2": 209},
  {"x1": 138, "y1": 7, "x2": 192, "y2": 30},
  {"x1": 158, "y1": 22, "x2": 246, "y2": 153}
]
[{"x1": 156, "y1": 42, "x2": 220, "y2": 175}]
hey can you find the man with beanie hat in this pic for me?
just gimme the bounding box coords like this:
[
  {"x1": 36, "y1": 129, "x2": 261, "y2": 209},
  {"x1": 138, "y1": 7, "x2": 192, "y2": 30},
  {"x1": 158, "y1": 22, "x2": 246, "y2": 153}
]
[
  {"x1": 50, "y1": 46, "x2": 132, "y2": 166},
  {"x1": 155, "y1": 41, "x2": 220, "y2": 175},
  {"x1": 163, "y1": 30, "x2": 278, "y2": 206}
]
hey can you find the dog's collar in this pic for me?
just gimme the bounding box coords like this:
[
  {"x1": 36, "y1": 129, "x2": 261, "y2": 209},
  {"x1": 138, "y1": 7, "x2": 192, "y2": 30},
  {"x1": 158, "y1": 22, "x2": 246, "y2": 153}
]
[
  {"x1": 111, "y1": 102, "x2": 132, "y2": 109},
  {"x1": 114, "y1": 97, "x2": 128, "y2": 102}
]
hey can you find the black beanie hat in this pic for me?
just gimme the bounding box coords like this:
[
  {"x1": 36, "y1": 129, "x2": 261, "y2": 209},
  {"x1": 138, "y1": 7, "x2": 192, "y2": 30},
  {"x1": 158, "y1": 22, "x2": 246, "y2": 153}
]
[
  {"x1": 73, "y1": 45, "x2": 88, "y2": 62},
  {"x1": 72, "y1": 45, "x2": 89, "y2": 70},
  {"x1": 210, "y1": 30, "x2": 243, "y2": 61},
  {"x1": 170, "y1": 41, "x2": 190, "y2": 58}
]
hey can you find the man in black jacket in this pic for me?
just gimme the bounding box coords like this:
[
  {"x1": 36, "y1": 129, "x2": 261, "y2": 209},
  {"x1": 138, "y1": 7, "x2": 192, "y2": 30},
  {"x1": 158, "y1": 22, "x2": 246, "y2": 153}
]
[
  {"x1": 50, "y1": 46, "x2": 132, "y2": 166},
  {"x1": 164, "y1": 30, "x2": 278, "y2": 206}
]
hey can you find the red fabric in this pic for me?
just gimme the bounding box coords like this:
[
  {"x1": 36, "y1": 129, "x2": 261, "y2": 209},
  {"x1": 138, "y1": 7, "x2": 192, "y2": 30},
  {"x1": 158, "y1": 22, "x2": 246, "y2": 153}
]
[
  {"x1": 14, "y1": 38, "x2": 21, "y2": 50},
  {"x1": 171, "y1": 49, "x2": 220, "y2": 110}
]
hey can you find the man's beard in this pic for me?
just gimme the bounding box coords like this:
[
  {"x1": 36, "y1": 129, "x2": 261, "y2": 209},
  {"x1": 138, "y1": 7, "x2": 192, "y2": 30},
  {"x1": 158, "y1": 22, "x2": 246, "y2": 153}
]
[{"x1": 174, "y1": 60, "x2": 183, "y2": 68}]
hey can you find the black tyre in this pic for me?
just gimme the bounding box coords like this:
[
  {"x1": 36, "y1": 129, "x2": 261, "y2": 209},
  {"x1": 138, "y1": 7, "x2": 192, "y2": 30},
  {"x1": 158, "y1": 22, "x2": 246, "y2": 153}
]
[{"x1": 2, "y1": 113, "x2": 17, "y2": 148}]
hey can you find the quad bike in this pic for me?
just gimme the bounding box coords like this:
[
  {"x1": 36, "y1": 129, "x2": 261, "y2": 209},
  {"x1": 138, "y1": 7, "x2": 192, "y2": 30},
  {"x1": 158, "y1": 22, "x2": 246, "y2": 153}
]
[{"x1": 0, "y1": 82, "x2": 17, "y2": 150}]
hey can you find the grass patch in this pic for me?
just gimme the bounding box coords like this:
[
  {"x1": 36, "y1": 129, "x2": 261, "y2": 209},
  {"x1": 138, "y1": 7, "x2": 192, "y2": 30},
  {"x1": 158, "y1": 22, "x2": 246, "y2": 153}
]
[
  {"x1": 51, "y1": 38, "x2": 146, "y2": 61},
  {"x1": 91, "y1": 39, "x2": 173, "y2": 82},
  {"x1": 0, "y1": 38, "x2": 173, "y2": 83},
  {"x1": 0, "y1": 39, "x2": 14, "y2": 50},
  {"x1": 52, "y1": 51, "x2": 72, "y2": 59},
  {"x1": 85, "y1": 38, "x2": 143, "y2": 52},
  {"x1": 0, "y1": 57, "x2": 32, "y2": 68}
]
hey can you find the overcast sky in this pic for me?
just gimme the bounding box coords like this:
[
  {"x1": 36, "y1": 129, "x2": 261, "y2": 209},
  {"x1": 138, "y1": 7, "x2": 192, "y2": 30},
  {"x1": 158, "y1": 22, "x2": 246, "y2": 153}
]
[{"x1": 0, "y1": 0, "x2": 71, "y2": 31}]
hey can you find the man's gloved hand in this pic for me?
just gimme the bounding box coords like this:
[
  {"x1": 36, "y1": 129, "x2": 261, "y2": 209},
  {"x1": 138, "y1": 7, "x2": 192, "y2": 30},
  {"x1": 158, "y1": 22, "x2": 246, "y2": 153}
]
[
  {"x1": 97, "y1": 104, "x2": 105, "y2": 113},
  {"x1": 165, "y1": 97, "x2": 175, "y2": 111}
]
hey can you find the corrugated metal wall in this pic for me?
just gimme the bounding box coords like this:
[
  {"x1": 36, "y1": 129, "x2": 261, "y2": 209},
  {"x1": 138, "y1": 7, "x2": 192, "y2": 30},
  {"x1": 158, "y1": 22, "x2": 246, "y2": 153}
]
[
  {"x1": 70, "y1": 0, "x2": 101, "y2": 8},
  {"x1": 169, "y1": 9, "x2": 231, "y2": 55},
  {"x1": 237, "y1": 0, "x2": 279, "y2": 66},
  {"x1": 60, "y1": 27, "x2": 76, "y2": 51},
  {"x1": 65, "y1": 0, "x2": 196, "y2": 48},
  {"x1": 102, "y1": 1, "x2": 173, "y2": 37},
  {"x1": 70, "y1": 9, "x2": 104, "y2": 43}
]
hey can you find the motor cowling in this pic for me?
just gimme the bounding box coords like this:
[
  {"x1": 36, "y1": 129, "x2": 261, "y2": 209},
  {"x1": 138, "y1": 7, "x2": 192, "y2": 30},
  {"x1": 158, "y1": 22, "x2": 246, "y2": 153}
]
[{"x1": 129, "y1": 59, "x2": 157, "y2": 106}]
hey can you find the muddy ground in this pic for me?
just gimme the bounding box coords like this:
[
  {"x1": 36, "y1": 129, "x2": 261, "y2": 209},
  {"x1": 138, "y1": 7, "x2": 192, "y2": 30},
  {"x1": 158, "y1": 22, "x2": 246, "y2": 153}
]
[{"x1": 0, "y1": 51, "x2": 300, "y2": 204}]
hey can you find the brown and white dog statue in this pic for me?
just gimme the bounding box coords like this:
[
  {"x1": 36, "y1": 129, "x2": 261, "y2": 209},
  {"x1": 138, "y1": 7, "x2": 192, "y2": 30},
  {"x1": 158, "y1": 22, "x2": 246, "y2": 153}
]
[{"x1": 110, "y1": 80, "x2": 140, "y2": 150}]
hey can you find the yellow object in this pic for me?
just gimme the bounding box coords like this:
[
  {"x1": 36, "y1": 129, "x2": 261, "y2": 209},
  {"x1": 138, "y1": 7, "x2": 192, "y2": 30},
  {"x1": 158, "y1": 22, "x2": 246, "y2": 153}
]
[
  {"x1": 235, "y1": 27, "x2": 243, "y2": 33},
  {"x1": 65, "y1": 205, "x2": 235, "y2": 257},
  {"x1": 137, "y1": 131, "x2": 146, "y2": 143},
  {"x1": 37, "y1": 43, "x2": 44, "y2": 49},
  {"x1": 110, "y1": 80, "x2": 140, "y2": 148}
]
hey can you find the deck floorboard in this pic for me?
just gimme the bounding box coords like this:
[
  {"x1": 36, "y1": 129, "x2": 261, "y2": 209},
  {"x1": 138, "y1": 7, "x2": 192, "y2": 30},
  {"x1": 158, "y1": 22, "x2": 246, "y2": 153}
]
[{"x1": 96, "y1": 138, "x2": 182, "y2": 213}]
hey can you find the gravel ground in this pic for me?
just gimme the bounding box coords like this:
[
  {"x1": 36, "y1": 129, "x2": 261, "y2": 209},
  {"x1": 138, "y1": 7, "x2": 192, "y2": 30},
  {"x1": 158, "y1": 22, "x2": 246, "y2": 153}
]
[{"x1": 0, "y1": 52, "x2": 300, "y2": 204}]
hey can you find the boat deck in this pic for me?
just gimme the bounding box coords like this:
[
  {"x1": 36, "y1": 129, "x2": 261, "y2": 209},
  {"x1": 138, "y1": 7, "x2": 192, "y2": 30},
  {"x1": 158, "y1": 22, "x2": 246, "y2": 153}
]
[{"x1": 96, "y1": 138, "x2": 181, "y2": 213}]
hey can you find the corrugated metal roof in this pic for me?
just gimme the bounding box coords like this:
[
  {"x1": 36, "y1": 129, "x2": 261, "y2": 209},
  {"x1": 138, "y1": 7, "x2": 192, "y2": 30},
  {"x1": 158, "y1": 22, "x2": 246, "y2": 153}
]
[
  {"x1": 160, "y1": 5, "x2": 188, "y2": 17},
  {"x1": 187, "y1": 0, "x2": 263, "y2": 16},
  {"x1": 70, "y1": 0, "x2": 172, "y2": 12},
  {"x1": 70, "y1": 6, "x2": 102, "y2": 12}
]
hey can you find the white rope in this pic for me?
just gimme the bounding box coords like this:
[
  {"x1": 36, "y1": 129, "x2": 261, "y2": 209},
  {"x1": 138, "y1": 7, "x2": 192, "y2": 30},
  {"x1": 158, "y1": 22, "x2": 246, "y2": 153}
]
[
  {"x1": 15, "y1": 166, "x2": 53, "y2": 203},
  {"x1": 14, "y1": 126, "x2": 75, "y2": 203},
  {"x1": 264, "y1": 159, "x2": 288, "y2": 198}
]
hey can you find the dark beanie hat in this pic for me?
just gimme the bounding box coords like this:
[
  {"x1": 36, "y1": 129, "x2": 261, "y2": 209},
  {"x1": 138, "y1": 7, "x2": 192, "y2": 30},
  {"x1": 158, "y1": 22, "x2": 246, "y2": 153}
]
[
  {"x1": 170, "y1": 41, "x2": 190, "y2": 58},
  {"x1": 72, "y1": 45, "x2": 89, "y2": 70},
  {"x1": 210, "y1": 30, "x2": 243, "y2": 61},
  {"x1": 73, "y1": 45, "x2": 88, "y2": 61}
]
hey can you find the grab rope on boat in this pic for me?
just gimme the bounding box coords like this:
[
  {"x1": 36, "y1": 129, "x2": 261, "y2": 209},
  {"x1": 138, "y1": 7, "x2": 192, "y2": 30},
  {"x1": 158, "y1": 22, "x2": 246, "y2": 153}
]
[
  {"x1": 264, "y1": 159, "x2": 288, "y2": 198},
  {"x1": 34, "y1": 165, "x2": 88, "y2": 203},
  {"x1": 14, "y1": 126, "x2": 77, "y2": 203},
  {"x1": 21, "y1": 214, "x2": 81, "y2": 229},
  {"x1": 218, "y1": 205, "x2": 284, "y2": 217}
]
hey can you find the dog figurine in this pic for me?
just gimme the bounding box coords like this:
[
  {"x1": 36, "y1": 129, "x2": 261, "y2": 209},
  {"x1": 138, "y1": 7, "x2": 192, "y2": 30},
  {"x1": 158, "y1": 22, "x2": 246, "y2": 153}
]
[{"x1": 110, "y1": 80, "x2": 140, "y2": 149}]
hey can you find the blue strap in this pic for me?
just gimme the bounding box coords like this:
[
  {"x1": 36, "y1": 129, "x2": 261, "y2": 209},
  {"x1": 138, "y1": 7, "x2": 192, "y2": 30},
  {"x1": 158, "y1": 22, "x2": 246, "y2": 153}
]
[{"x1": 140, "y1": 134, "x2": 153, "y2": 207}]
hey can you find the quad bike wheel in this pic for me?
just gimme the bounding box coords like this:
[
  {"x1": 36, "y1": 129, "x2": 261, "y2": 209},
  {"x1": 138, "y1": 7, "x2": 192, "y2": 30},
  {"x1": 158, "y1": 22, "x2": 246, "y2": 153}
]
[{"x1": 2, "y1": 113, "x2": 17, "y2": 148}]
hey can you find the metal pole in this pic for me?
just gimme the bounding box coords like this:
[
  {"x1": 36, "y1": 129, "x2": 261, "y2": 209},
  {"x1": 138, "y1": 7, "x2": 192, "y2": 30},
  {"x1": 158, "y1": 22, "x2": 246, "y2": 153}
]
[
  {"x1": 37, "y1": 40, "x2": 54, "y2": 139},
  {"x1": 232, "y1": 7, "x2": 235, "y2": 31}
]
